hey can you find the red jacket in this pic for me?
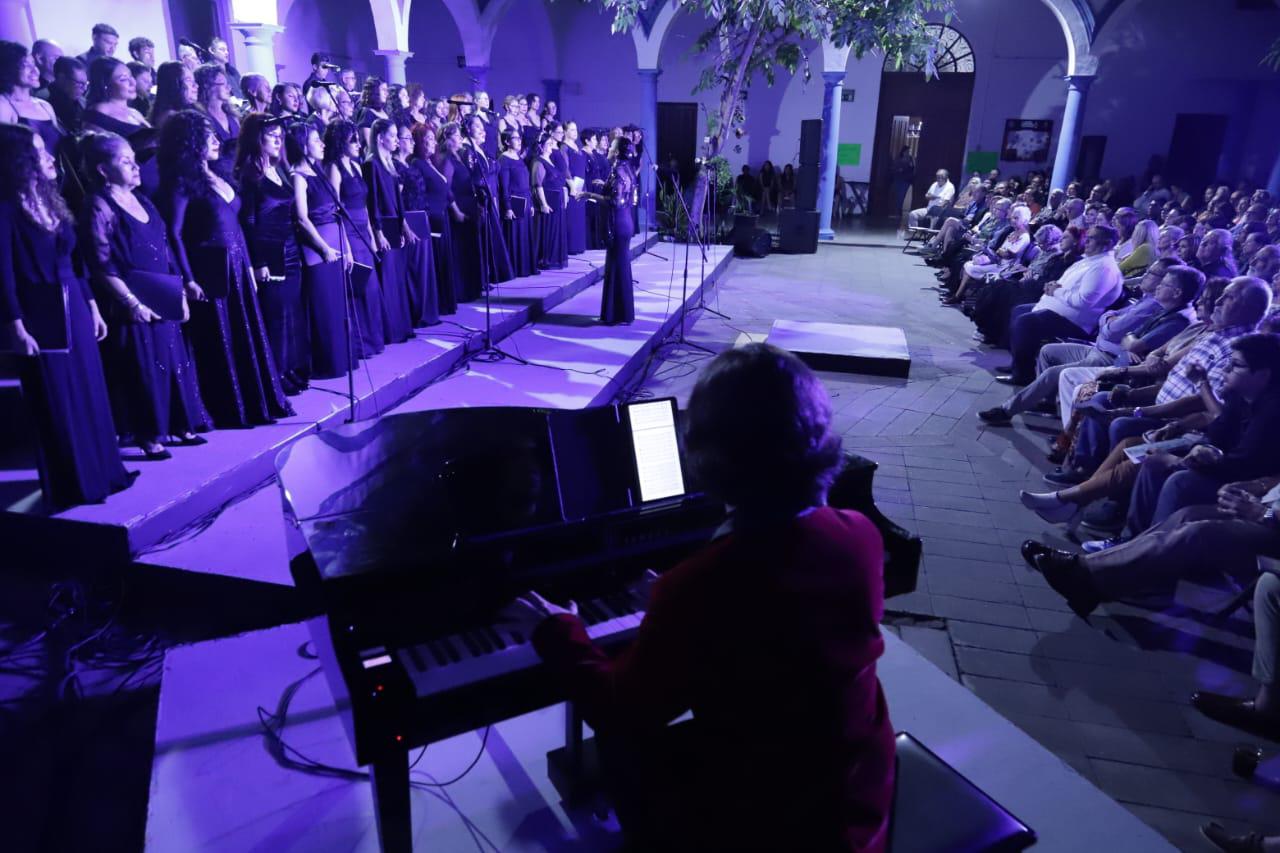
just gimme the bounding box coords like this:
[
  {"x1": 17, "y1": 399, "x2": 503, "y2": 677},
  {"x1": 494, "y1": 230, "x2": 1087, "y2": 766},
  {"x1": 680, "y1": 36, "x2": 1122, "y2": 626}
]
[{"x1": 533, "y1": 506, "x2": 895, "y2": 851}]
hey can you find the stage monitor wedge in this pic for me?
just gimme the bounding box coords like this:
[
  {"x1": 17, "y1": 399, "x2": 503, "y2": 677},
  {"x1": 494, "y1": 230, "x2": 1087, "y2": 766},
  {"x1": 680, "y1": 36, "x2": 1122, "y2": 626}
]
[
  {"x1": 777, "y1": 209, "x2": 819, "y2": 254},
  {"x1": 767, "y1": 319, "x2": 911, "y2": 378}
]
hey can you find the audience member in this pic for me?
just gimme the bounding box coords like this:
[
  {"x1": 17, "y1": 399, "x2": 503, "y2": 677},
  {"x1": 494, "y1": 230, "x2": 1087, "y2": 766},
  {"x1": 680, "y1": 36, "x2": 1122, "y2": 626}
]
[{"x1": 907, "y1": 168, "x2": 954, "y2": 228}]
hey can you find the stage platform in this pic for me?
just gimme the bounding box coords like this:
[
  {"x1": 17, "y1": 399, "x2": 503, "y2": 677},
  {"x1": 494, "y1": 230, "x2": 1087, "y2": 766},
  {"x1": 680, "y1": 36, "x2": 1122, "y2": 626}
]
[
  {"x1": 0, "y1": 235, "x2": 730, "y2": 574},
  {"x1": 144, "y1": 622, "x2": 1173, "y2": 852}
]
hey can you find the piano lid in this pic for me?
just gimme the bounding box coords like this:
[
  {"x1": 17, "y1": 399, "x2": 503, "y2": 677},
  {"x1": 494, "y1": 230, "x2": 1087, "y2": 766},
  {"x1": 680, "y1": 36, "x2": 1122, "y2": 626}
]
[{"x1": 275, "y1": 403, "x2": 687, "y2": 582}]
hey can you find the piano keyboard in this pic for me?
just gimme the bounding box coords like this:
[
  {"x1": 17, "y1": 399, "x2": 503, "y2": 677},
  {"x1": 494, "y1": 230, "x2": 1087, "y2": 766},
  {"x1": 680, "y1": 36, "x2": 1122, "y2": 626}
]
[{"x1": 397, "y1": 591, "x2": 646, "y2": 697}]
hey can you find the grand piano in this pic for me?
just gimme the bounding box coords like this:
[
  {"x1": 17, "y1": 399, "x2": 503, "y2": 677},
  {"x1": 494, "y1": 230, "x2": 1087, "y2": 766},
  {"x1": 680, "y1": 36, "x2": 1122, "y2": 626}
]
[{"x1": 275, "y1": 399, "x2": 922, "y2": 852}]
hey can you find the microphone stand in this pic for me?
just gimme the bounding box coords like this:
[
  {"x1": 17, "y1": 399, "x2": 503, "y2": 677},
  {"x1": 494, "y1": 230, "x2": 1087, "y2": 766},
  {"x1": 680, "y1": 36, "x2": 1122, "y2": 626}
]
[
  {"x1": 695, "y1": 156, "x2": 730, "y2": 321},
  {"x1": 468, "y1": 147, "x2": 528, "y2": 365},
  {"x1": 638, "y1": 143, "x2": 667, "y2": 262},
  {"x1": 311, "y1": 157, "x2": 376, "y2": 423},
  {"x1": 666, "y1": 174, "x2": 715, "y2": 355}
]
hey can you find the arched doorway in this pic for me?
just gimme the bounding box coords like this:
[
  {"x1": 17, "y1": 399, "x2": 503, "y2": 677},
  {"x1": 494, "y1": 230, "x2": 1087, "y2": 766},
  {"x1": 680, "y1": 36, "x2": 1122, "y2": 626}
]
[{"x1": 867, "y1": 23, "x2": 976, "y2": 220}]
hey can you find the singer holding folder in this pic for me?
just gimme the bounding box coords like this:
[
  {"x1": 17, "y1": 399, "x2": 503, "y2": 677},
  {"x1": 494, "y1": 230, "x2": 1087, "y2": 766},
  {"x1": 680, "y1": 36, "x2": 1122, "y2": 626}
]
[
  {"x1": 497, "y1": 129, "x2": 538, "y2": 278},
  {"x1": 0, "y1": 125, "x2": 131, "y2": 507},
  {"x1": 81, "y1": 131, "x2": 210, "y2": 460}
]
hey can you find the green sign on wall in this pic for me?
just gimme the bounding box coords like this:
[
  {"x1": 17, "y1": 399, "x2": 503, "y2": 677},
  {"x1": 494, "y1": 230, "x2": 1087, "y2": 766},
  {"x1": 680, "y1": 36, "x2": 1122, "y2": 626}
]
[
  {"x1": 965, "y1": 150, "x2": 999, "y2": 175},
  {"x1": 837, "y1": 143, "x2": 862, "y2": 166}
]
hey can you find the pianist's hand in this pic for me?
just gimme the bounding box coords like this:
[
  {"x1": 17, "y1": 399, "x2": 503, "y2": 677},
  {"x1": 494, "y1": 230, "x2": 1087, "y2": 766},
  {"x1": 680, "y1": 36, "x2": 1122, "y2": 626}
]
[{"x1": 499, "y1": 591, "x2": 579, "y2": 640}]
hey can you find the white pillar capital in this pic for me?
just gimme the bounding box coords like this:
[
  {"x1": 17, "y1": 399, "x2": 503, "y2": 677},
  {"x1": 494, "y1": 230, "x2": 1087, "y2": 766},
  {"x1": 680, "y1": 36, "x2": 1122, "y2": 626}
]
[
  {"x1": 233, "y1": 23, "x2": 284, "y2": 84},
  {"x1": 375, "y1": 49, "x2": 413, "y2": 86}
]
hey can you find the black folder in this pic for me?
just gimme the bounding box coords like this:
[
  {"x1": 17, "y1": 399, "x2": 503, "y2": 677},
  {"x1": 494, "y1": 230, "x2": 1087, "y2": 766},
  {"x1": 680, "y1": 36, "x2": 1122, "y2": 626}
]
[
  {"x1": 126, "y1": 270, "x2": 186, "y2": 322},
  {"x1": 510, "y1": 195, "x2": 528, "y2": 219},
  {"x1": 6, "y1": 281, "x2": 69, "y2": 353},
  {"x1": 350, "y1": 262, "x2": 374, "y2": 295}
]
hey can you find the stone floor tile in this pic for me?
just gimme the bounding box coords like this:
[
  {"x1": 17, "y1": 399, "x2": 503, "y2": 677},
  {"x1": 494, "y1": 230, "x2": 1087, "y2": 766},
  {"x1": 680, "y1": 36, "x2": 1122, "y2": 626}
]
[
  {"x1": 912, "y1": 505, "x2": 995, "y2": 529},
  {"x1": 925, "y1": 573, "x2": 1025, "y2": 605},
  {"x1": 1062, "y1": 692, "x2": 1191, "y2": 737},
  {"x1": 921, "y1": 555, "x2": 1017, "y2": 584},
  {"x1": 904, "y1": 465, "x2": 980, "y2": 485},
  {"x1": 1090, "y1": 759, "x2": 1280, "y2": 828},
  {"x1": 913, "y1": 519, "x2": 1003, "y2": 545},
  {"x1": 923, "y1": 536, "x2": 1009, "y2": 563},
  {"x1": 961, "y1": 674, "x2": 1071, "y2": 720},
  {"x1": 898, "y1": 625, "x2": 958, "y2": 681},
  {"x1": 955, "y1": 646, "x2": 1054, "y2": 686},
  {"x1": 899, "y1": 453, "x2": 973, "y2": 473},
  {"x1": 948, "y1": 620, "x2": 1042, "y2": 655},
  {"x1": 931, "y1": 594, "x2": 1034, "y2": 629}
]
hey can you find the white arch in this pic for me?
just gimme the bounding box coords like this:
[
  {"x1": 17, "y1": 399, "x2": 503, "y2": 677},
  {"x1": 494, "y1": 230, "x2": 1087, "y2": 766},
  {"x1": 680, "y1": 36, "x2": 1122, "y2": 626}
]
[
  {"x1": 631, "y1": 0, "x2": 680, "y2": 70},
  {"x1": 366, "y1": 0, "x2": 412, "y2": 51},
  {"x1": 1037, "y1": 0, "x2": 1097, "y2": 76}
]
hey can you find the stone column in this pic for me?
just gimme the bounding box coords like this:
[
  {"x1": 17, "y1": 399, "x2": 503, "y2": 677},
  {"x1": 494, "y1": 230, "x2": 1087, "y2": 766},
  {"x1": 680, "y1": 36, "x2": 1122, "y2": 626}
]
[
  {"x1": 0, "y1": 0, "x2": 32, "y2": 44},
  {"x1": 543, "y1": 78, "x2": 562, "y2": 110},
  {"x1": 1050, "y1": 74, "x2": 1095, "y2": 191},
  {"x1": 233, "y1": 23, "x2": 284, "y2": 85},
  {"x1": 376, "y1": 49, "x2": 412, "y2": 86},
  {"x1": 638, "y1": 67, "x2": 661, "y2": 227},
  {"x1": 464, "y1": 64, "x2": 489, "y2": 92},
  {"x1": 817, "y1": 70, "x2": 845, "y2": 241}
]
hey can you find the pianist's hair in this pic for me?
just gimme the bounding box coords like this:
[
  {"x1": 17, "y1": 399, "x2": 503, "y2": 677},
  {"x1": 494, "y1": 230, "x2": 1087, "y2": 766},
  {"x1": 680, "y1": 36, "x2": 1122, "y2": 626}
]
[{"x1": 684, "y1": 343, "x2": 842, "y2": 508}]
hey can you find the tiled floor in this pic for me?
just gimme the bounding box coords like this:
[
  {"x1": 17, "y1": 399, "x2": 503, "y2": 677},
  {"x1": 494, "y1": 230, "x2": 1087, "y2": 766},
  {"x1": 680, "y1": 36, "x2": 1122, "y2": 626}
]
[{"x1": 636, "y1": 236, "x2": 1280, "y2": 849}]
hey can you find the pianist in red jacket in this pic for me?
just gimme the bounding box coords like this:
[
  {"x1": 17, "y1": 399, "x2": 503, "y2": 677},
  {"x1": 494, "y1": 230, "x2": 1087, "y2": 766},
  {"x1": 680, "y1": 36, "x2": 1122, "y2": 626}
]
[{"x1": 504, "y1": 343, "x2": 895, "y2": 852}]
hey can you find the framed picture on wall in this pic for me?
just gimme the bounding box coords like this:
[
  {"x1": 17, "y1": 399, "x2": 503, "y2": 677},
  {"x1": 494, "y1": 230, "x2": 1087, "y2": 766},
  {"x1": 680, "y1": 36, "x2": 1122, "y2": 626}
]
[{"x1": 1001, "y1": 119, "x2": 1053, "y2": 162}]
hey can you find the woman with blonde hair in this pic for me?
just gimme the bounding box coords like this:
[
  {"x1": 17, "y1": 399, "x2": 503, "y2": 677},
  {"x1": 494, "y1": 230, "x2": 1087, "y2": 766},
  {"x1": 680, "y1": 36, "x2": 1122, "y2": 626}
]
[
  {"x1": 1118, "y1": 218, "x2": 1160, "y2": 276},
  {"x1": 947, "y1": 203, "x2": 1033, "y2": 305}
]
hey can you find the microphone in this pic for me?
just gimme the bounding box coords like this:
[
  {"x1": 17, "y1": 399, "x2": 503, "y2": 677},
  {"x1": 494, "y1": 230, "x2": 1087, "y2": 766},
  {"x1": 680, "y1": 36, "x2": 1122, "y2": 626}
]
[
  {"x1": 321, "y1": 62, "x2": 341, "y2": 71},
  {"x1": 446, "y1": 98, "x2": 474, "y2": 107}
]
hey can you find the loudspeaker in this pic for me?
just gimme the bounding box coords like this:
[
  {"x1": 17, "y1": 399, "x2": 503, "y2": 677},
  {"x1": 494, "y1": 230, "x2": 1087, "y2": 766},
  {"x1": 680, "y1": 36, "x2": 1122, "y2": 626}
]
[
  {"x1": 778, "y1": 209, "x2": 819, "y2": 254},
  {"x1": 799, "y1": 119, "x2": 822, "y2": 166},
  {"x1": 734, "y1": 226, "x2": 772, "y2": 258},
  {"x1": 732, "y1": 213, "x2": 759, "y2": 243},
  {"x1": 796, "y1": 164, "x2": 819, "y2": 210}
]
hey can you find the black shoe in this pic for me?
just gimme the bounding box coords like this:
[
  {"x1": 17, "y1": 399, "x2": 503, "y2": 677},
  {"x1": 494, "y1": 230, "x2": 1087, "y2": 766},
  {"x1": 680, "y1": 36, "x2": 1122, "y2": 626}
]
[
  {"x1": 995, "y1": 374, "x2": 1025, "y2": 386},
  {"x1": 1032, "y1": 550, "x2": 1100, "y2": 619},
  {"x1": 173, "y1": 434, "x2": 209, "y2": 447},
  {"x1": 1020, "y1": 539, "x2": 1053, "y2": 569},
  {"x1": 1191, "y1": 691, "x2": 1280, "y2": 742},
  {"x1": 141, "y1": 446, "x2": 173, "y2": 461},
  {"x1": 978, "y1": 407, "x2": 1012, "y2": 425},
  {"x1": 1081, "y1": 499, "x2": 1125, "y2": 532},
  {"x1": 1043, "y1": 466, "x2": 1086, "y2": 486},
  {"x1": 1200, "y1": 821, "x2": 1265, "y2": 853}
]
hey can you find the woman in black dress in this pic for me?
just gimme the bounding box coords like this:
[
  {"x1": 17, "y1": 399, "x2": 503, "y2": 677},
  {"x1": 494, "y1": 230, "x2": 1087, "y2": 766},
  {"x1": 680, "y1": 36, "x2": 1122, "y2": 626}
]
[
  {"x1": 597, "y1": 135, "x2": 636, "y2": 324},
  {"x1": 579, "y1": 128, "x2": 601, "y2": 250},
  {"x1": 521, "y1": 93, "x2": 543, "y2": 155},
  {"x1": 394, "y1": 122, "x2": 439, "y2": 327},
  {"x1": 0, "y1": 41, "x2": 68, "y2": 166},
  {"x1": 759, "y1": 160, "x2": 778, "y2": 214},
  {"x1": 413, "y1": 124, "x2": 461, "y2": 315},
  {"x1": 463, "y1": 114, "x2": 513, "y2": 285},
  {"x1": 364, "y1": 118, "x2": 416, "y2": 343},
  {"x1": 532, "y1": 132, "x2": 568, "y2": 271},
  {"x1": 286, "y1": 122, "x2": 352, "y2": 380},
  {"x1": 236, "y1": 113, "x2": 309, "y2": 394},
  {"x1": 81, "y1": 131, "x2": 209, "y2": 459},
  {"x1": 269, "y1": 82, "x2": 303, "y2": 119},
  {"x1": 562, "y1": 120, "x2": 588, "y2": 255},
  {"x1": 440, "y1": 121, "x2": 484, "y2": 302},
  {"x1": 0, "y1": 125, "x2": 131, "y2": 508},
  {"x1": 497, "y1": 129, "x2": 537, "y2": 278},
  {"x1": 82, "y1": 57, "x2": 162, "y2": 200},
  {"x1": 325, "y1": 119, "x2": 384, "y2": 357},
  {"x1": 194, "y1": 62, "x2": 239, "y2": 183},
  {"x1": 591, "y1": 131, "x2": 611, "y2": 250},
  {"x1": 158, "y1": 110, "x2": 291, "y2": 428},
  {"x1": 356, "y1": 77, "x2": 389, "y2": 148},
  {"x1": 148, "y1": 61, "x2": 197, "y2": 128}
]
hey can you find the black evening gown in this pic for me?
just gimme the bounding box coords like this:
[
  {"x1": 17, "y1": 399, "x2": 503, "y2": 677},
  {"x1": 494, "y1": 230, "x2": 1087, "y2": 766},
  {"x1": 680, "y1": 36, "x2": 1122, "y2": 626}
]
[
  {"x1": 601, "y1": 162, "x2": 637, "y2": 325},
  {"x1": 0, "y1": 201, "x2": 130, "y2": 508},
  {"x1": 418, "y1": 157, "x2": 459, "y2": 316},
  {"x1": 592, "y1": 151, "x2": 611, "y2": 250},
  {"x1": 84, "y1": 192, "x2": 210, "y2": 443},
  {"x1": 363, "y1": 155, "x2": 414, "y2": 343},
  {"x1": 81, "y1": 111, "x2": 162, "y2": 199},
  {"x1": 448, "y1": 151, "x2": 487, "y2": 302},
  {"x1": 165, "y1": 185, "x2": 291, "y2": 428},
  {"x1": 534, "y1": 156, "x2": 568, "y2": 270},
  {"x1": 205, "y1": 107, "x2": 240, "y2": 184},
  {"x1": 395, "y1": 158, "x2": 440, "y2": 327},
  {"x1": 337, "y1": 160, "x2": 386, "y2": 357},
  {"x1": 583, "y1": 152, "x2": 601, "y2": 250},
  {"x1": 299, "y1": 172, "x2": 353, "y2": 379},
  {"x1": 240, "y1": 166, "x2": 309, "y2": 393},
  {"x1": 497, "y1": 154, "x2": 538, "y2": 278},
  {"x1": 466, "y1": 143, "x2": 514, "y2": 284},
  {"x1": 563, "y1": 147, "x2": 588, "y2": 255}
]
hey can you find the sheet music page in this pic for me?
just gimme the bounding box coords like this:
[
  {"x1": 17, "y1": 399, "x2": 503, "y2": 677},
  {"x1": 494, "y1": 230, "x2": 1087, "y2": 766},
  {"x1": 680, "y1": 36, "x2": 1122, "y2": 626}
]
[{"x1": 628, "y1": 401, "x2": 685, "y2": 502}]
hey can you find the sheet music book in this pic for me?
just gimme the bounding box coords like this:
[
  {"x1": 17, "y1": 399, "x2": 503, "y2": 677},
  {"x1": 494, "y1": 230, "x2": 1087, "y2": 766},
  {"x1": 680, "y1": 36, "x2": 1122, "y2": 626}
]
[
  {"x1": 1123, "y1": 435, "x2": 1198, "y2": 464},
  {"x1": 126, "y1": 270, "x2": 186, "y2": 322},
  {"x1": 3, "y1": 281, "x2": 69, "y2": 353},
  {"x1": 350, "y1": 262, "x2": 374, "y2": 294},
  {"x1": 625, "y1": 400, "x2": 685, "y2": 503},
  {"x1": 510, "y1": 195, "x2": 528, "y2": 218},
  {"x1": 568, "y1": 177, "x2": 585, "y2": 195}
]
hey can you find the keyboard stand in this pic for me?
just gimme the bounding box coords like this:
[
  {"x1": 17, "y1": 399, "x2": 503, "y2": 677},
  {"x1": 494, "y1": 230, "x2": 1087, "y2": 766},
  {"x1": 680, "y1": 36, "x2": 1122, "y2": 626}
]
[
  {"x1": 547, "y1": 703, "x2": 607, "y2": 805},
  {"x1": 371, "y1": 750, "x2": 413, "y2": 853}
]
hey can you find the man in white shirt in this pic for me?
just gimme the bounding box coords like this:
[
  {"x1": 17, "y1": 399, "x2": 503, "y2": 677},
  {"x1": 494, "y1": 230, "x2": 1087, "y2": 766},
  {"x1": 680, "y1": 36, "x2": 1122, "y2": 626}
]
[
  {"x1": 907, "y1": 169, "x2": 955, "y2": 228},
  {"x1": 1003, "y1": 224, "x2": 1124, "y2": 384}
]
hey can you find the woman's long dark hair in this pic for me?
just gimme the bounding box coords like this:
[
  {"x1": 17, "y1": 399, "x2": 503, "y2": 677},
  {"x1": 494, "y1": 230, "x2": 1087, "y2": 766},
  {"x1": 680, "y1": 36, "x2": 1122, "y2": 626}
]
[
  {"x1": 156, "y1": 109, "x2": 215, "y2": 198},
  {"x1": 235, "y1": 112, "x2": 283, "y2": 180},
  {"x1": 0, "y1": 122, "x2": 72, "y2": 229},
  {"x1": 149, "y1": 61, "x2": 191, "y2": 124},
  {"x1": 323, "y1": 119, "x2": 359, "y2": 169},
  {"x1": 360, "y1": 76, "x2": 386, "y2": 111},
  {"x1": 78, "y1": 130, "x2": 130, "y2": 192},
  {"x1": 283, "y1": 120, "x2": 316, "y2": 169},
  {"x1": 86, "y1": 56, "x2": 125, "y2": 106},
  {"x1": 0, "y1": 40, "x2": 29, "y2": 95},
  {"x1": 269, "y1": 83, "x2": 298, "y2": 116}
]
